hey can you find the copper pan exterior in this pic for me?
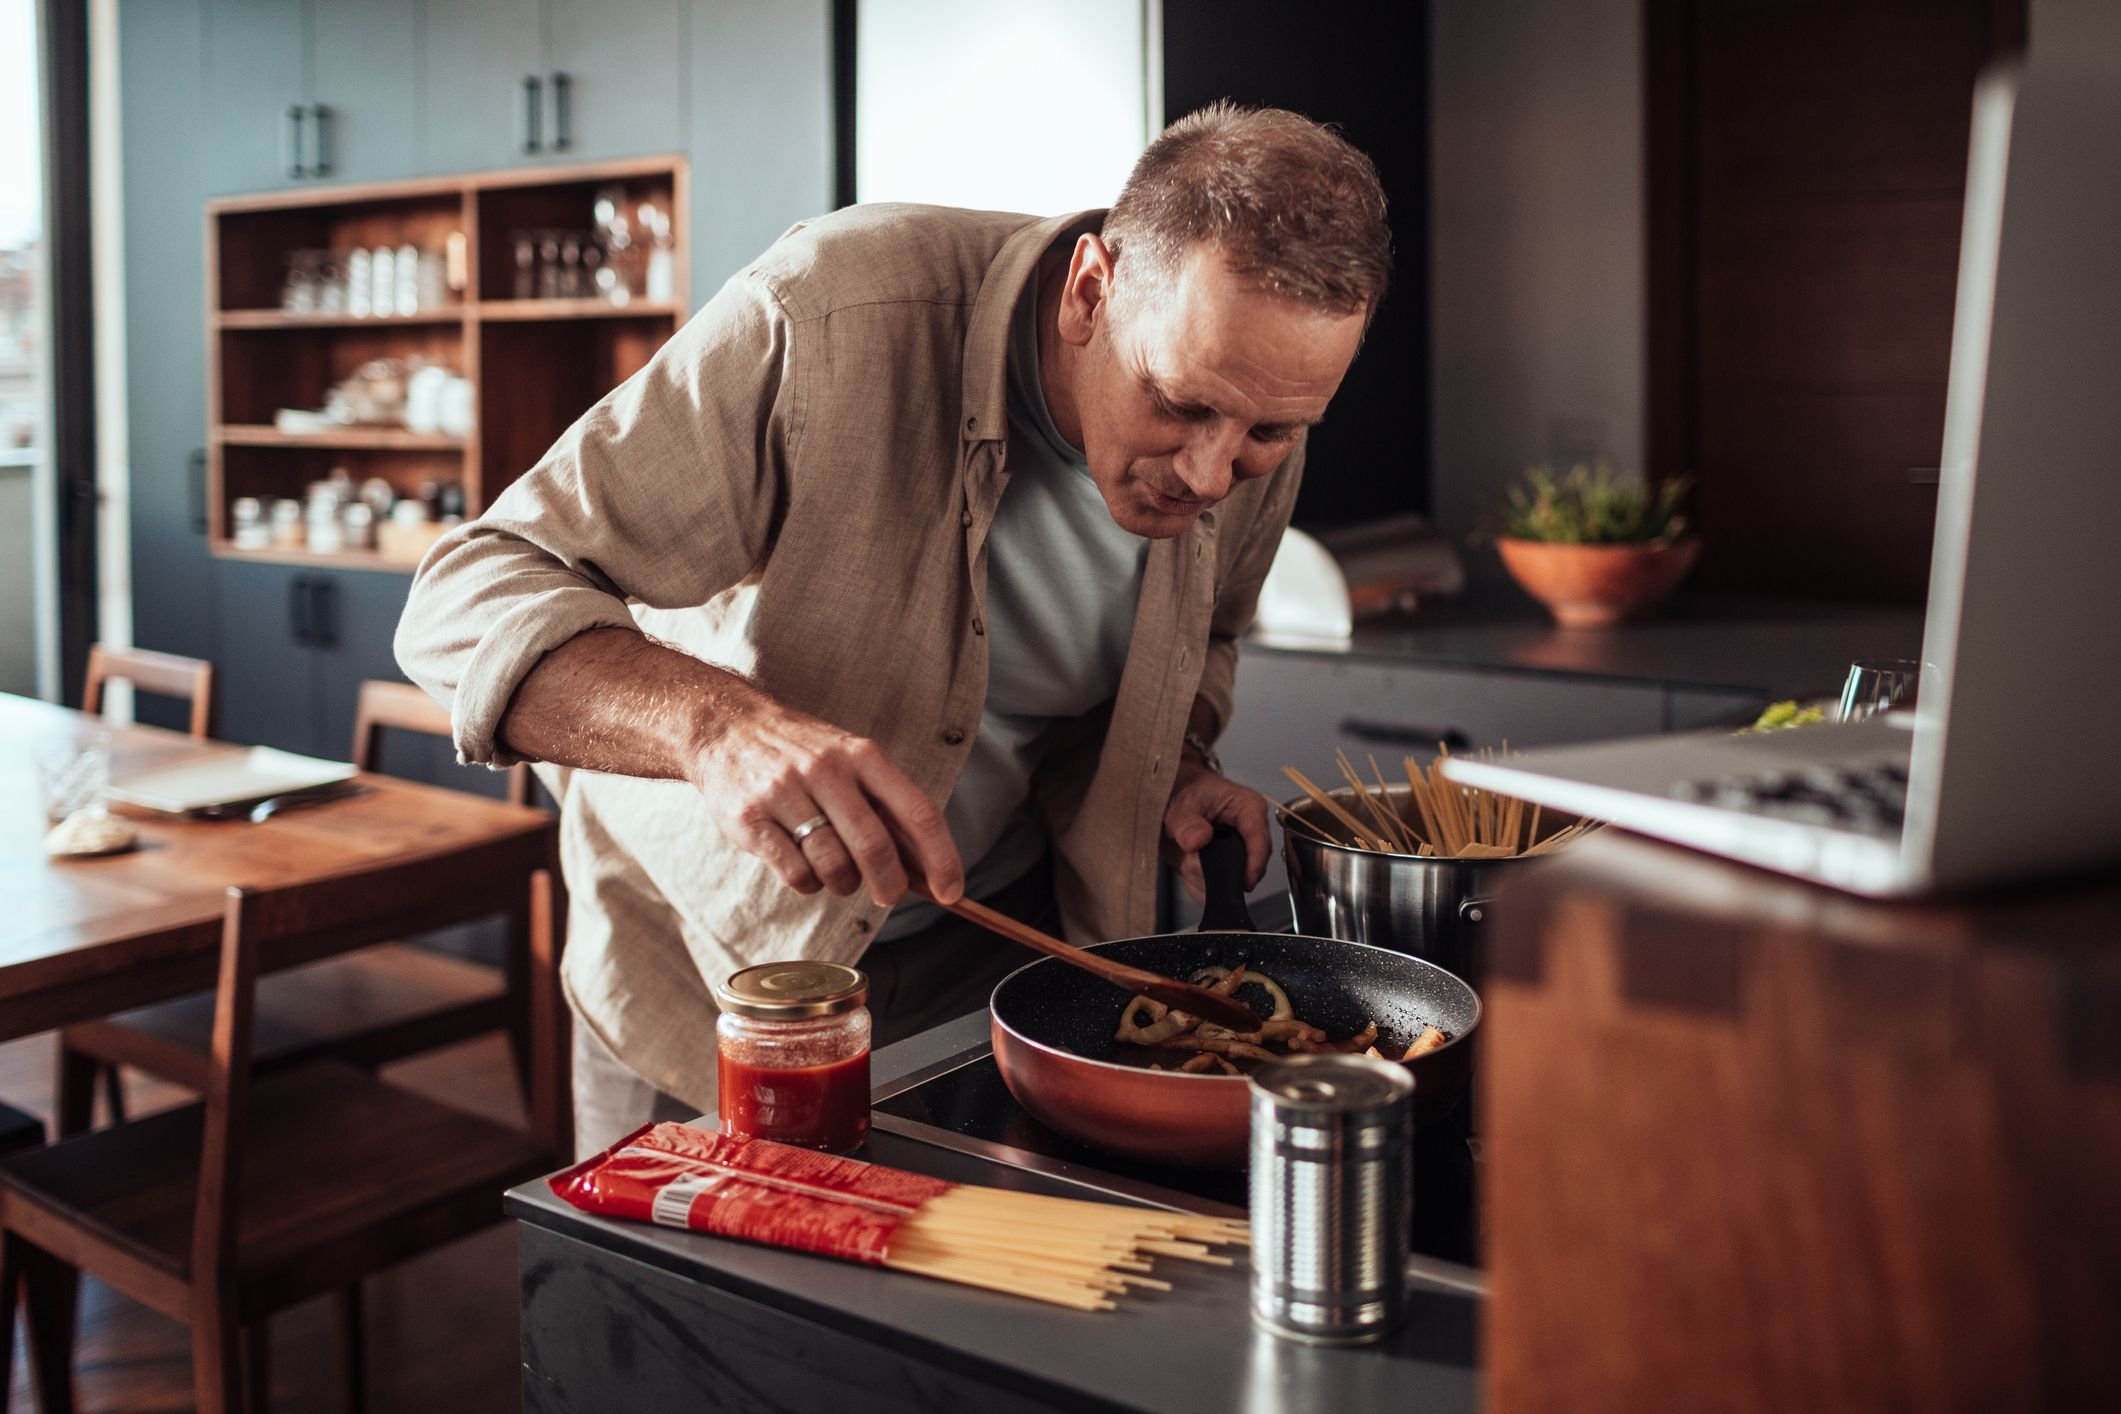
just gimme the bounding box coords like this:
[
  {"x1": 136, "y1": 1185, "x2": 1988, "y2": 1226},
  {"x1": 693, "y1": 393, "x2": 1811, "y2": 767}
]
[
  {"x1": 987, "y1": 930, "x2": 1480, "y2": 1170},
  {"x1": 991, "y1": 1007, "x2": 1255, "y2": 1169}
]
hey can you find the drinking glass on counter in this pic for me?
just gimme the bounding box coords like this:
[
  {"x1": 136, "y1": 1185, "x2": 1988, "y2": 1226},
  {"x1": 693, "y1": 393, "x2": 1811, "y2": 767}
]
[
  {"x1": 1838, "y1": 658, "x2": 1921, "y2": 722},
  {"x1": 37, "y1": 731, "x2": 112, "y2": 826}
]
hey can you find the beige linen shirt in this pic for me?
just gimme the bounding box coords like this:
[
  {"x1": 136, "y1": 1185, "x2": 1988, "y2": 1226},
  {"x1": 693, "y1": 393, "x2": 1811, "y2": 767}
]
[{"x1": 395, "y1": 203, "x2": 1304, "y2": 1108}]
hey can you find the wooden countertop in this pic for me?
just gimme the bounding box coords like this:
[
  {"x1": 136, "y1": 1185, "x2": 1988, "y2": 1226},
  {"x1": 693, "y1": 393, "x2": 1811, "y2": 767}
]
[{"x1": 1482, "y1": 830, "x2": 2121, "y2": 1411}]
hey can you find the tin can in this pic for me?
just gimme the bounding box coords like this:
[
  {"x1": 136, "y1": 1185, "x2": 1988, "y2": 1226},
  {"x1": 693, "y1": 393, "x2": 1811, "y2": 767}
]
[{"x1": 1248, "y1": 1053, "x2": 1415, "y2": 1343}]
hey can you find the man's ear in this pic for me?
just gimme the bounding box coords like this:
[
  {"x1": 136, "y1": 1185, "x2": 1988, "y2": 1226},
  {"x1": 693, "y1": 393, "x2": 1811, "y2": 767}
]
[{"x1": 1056, "y1": 233, "x2": 1116, "y2": 348}]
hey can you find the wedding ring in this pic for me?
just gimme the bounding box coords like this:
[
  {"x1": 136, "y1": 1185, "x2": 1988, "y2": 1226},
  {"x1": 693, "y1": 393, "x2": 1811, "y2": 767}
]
[{"x1": 789, "y1": 815, "x2": 833, "y2": 846}]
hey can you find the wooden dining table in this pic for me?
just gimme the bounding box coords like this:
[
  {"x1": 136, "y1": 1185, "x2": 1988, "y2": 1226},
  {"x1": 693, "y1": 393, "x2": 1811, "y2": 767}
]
[{"x1": 0, "y1": 692, "x2": 559, "y2": 1046}]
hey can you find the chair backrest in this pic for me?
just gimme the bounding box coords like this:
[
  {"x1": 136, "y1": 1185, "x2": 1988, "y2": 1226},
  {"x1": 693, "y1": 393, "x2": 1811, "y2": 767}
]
[
  {"x1": 84, "y1": 644, "x2": 216, "y2": 740},
  {"x1": 191, "y1": 832, "x2": 563, "y2": 1284},
  {"x1": 352, "y1": 679, "x2": 533, "y2": 807}
]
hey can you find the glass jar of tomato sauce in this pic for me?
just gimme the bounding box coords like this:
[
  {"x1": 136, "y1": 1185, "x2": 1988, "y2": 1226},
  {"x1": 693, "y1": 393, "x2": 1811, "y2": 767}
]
[{"x1": 714, "y1": 961, "x2": 872, "y2": 1153}]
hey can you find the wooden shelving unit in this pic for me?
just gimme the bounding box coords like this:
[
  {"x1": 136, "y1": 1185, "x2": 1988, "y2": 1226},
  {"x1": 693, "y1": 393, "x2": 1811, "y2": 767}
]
[
  {"x1": 205, "y1": 155, "x2": 689, "y2": 568},
  {"x1": 216, "y1": 426, "x2": 469, "y2": 451}
]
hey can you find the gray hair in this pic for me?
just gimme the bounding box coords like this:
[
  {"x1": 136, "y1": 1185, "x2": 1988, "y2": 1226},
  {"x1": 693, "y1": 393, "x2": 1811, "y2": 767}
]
[{"x1": 1104, "y1": 101, "x2": 1392, "y2": 319}]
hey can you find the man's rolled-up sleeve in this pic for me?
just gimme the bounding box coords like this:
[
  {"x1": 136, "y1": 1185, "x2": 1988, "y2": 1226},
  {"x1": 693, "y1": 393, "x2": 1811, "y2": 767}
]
[
  {"x1": 1194, "y1": 438, "x2": 1306, "y2": 740},
  {"x1": 395, "y1": 273, "x2": 798, "y2": 766}
]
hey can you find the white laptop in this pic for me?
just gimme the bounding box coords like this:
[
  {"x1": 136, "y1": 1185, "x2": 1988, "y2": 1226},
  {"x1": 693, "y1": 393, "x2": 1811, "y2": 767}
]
[{"x1": 1444, "y1": 62, "x2": 2121, "y2": 898}]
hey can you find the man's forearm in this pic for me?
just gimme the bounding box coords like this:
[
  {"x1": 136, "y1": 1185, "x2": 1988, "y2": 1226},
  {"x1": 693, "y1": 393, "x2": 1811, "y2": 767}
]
[{"x1": 497, "y1": 627, "x2": 757, "y2": 784}]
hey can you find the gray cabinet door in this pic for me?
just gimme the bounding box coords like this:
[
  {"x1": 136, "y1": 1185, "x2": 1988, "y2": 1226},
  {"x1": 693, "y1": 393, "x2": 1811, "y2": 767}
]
[
  {"x1": 689, "y1": 0, "x2": 832, "y2": 297},
  {"x1": 546, "y1": 0, "x2": 686, "y2": 164},
  {"x1": 420, "y1": 0, "x2": 544, "y2": 175},
  {"x1": 203, "y1": 0, "x2": 309, "y2": 193},
  {"x1": 310, "y1": 0, "x2": 423, "y2": 184},
  {"x1": 311, "y1": 568, "x2": 414, "y2": 765},
  {"x1": 121, "y1": 0, "x2": 216, "y2": 729},
  {"x1": 211, "y1": 561, "x2": 323, "y2": 754}
]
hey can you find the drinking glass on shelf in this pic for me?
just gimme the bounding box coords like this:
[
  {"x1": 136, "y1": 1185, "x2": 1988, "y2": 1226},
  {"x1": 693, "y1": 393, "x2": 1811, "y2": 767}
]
[
  {"x1": 281, "y1": 250, "x2": 321, "y2": 313},
  {"x1": 537, "y1": 231, "x2": 563, "y2": 299},
  {"x1": 346, "y1": 248, "x2": 372, "y2": 317},
  {"x1": 37, "y1": 731, "x2": 111, "y2": 826},
  {"x1": 370, "y1": 245, "x2": 397, "y2": 317},
  {"x1": 315, "y1": 255, "x2": 347, "y2": 314},
  {"x1": 395, "y1": 244, "x2": 422, "y2": 314},
  {"x1": 513, "y1": 233, "x2": 537, "y2": 300},
  {"x1": 640, "y1": 199, "x2": 675, "y2": 304},
  {"x1": 558, "y1": 233, "x2": 583, "y2": 298}
]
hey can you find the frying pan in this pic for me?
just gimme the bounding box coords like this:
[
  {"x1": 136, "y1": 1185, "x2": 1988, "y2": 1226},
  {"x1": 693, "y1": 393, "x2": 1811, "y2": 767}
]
[{"x1": 989, "y1": 827, "x2": 1480, "y2": 1169}]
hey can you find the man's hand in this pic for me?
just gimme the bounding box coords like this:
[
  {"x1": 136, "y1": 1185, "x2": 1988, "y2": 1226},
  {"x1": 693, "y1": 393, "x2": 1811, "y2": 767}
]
[
  {"x1": 497, "y1": 627, "x2": 962, "y2": 908},
  {"x1": 1160, "y1": 758, "x2": 1272, "y2": 903},
  {"x1": 690, "y1": 683, "x2": 965, "y2": 907}
]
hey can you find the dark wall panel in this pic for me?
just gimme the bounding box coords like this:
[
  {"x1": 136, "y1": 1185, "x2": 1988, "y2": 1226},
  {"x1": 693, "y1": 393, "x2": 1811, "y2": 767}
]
[{"x1": 1161, "y1": 0, "x2": 1430, "y2": 530}]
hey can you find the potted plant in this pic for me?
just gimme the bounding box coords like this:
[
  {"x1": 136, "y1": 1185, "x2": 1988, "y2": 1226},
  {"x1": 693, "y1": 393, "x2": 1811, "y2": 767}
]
[{"x1": 1483, "y1": 462, "x2": 1697, "y2": 628}]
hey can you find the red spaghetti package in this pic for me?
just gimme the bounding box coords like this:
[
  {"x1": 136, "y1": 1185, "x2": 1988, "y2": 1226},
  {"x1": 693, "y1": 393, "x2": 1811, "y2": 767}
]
[{"x1": 549, "y1": 1121, "x2": 955, "y2": 1265}]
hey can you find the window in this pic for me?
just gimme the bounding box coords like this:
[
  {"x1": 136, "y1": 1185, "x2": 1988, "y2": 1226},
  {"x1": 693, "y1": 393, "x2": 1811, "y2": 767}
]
[
  {"x1": 853, "y1": 0, "x2": 1156, "y2": 215},
  {"x1": 0, "y1": 0, "x2": 50, "y2": 696}
]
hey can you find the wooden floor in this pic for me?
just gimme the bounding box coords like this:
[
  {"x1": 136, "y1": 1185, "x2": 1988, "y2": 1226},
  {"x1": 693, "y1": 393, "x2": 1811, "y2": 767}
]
[{"x1": 0, "y1": 1032, "x2": 527, "y2": 1413}]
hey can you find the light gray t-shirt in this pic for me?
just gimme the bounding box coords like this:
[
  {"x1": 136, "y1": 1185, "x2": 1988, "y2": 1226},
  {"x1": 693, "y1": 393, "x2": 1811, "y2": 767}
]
[{"x1": 877, "y1": 266, "x2": 1149, "y2": 939}]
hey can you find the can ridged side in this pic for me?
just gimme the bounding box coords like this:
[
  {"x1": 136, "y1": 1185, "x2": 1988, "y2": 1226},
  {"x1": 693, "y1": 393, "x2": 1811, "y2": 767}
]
[{"x1": 1248, "y1": 1054, "x2": 1415, "y2": 1343}]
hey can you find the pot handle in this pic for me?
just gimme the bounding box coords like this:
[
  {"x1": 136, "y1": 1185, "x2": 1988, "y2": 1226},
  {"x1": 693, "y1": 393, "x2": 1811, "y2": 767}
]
[
  {"x1": 1457, "y1": 896, "x2": 1495, "y2": 925},
  {"x1": 1197, "y1": 824, "x2": 1258, "y2": 933}
]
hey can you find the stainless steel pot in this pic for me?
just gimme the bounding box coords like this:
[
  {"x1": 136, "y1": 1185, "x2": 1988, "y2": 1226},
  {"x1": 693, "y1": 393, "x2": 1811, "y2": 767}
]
[{"x1": 1281, "y1": 787, "x2": 1577, "y2": 983}]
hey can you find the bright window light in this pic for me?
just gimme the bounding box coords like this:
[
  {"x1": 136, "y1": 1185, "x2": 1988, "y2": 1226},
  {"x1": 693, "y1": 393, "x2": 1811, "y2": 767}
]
[{"x1": 856, "y1": 0, "x2": 1152, "y2": 215}]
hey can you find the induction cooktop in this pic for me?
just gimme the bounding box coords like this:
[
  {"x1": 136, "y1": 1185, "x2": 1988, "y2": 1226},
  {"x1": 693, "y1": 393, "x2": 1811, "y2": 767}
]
[{"x1": 870, "y1": 1037, "x2": 1482, "y2": 1269}]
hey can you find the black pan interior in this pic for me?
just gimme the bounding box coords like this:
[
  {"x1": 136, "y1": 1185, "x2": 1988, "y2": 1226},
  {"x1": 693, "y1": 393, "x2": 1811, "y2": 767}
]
[{"x1": 991, "y1": 931, "x2": 1479, "y2": 1064}]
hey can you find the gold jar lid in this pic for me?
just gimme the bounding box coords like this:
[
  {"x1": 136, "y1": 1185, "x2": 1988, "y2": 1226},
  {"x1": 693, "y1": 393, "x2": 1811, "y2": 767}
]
[{"x1": 715, "y1": 961, "x2": 869, "y2": 1019}]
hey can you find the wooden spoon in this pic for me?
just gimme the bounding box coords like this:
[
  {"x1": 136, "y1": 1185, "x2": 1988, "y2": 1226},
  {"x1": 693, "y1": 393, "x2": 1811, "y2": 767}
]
[{"x1": 903, "y1": 875, "x2": 1261, "y2": 1032}]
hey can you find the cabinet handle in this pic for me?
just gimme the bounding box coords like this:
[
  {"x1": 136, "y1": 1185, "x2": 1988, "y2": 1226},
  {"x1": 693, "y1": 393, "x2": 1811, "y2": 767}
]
[
  {"x1": 307, "y1": 103, "x2": 332, "y2": 177},
  {"x1": 284, "y1": 104, "x2": 308, "y2": 179},
  {"x1": 187, "y1": 449, "x2": 208, "y2": 534},
  {"x1": 289, "y1": 575, "x2": 314, "y2": 646},
  {"x1": 307, "y1": 577, "x2": 338, "y2": 649},
  {"x1": 550, "y1": 71, "x2": 572, "y2": 152},
  {"x1": 521, "y1": 74, "x2": 543, "y2": 154},
  {"x1": 1337, "y1": 718, "x2": 1471, "y2": 753}
]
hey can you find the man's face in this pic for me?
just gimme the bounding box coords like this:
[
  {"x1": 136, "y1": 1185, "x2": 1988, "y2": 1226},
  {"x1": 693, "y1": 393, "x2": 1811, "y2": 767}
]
[{"x1": 1057, "y1": 238, "x2": 1367, "y2": 539}]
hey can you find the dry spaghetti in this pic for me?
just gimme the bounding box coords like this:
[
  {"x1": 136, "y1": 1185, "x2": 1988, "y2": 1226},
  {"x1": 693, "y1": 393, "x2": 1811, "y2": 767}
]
[
  {"x1": 1280, "y1": 746, "x2": 1602, "y2": 859},
  {"x1": 551, "y1": 1122, "x2": 1249, "y2": 1311}
]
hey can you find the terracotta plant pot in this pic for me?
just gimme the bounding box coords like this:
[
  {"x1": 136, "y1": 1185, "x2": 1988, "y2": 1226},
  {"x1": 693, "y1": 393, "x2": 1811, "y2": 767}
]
[{"x1": 1496, "y1": 536, "x2": 1701, "y2": 628}]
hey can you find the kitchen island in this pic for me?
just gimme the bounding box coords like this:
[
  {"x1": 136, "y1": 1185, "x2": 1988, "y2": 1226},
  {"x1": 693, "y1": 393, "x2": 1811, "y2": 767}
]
[{"x1": 508, "y1": 1010, "x2": 1481, "y2": 1413}]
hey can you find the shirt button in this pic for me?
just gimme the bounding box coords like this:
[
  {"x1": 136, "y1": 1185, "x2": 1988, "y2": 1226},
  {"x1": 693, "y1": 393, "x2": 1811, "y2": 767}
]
[
  {"x1": 943, "y1": 728, "x2": 966, "y2": 746},
  {"x1": 961, "y1": 510, "x2": 974, "y2": 528},
  {"x1": 854, "y1": 919, "x2": 871, "y2": 935},
  {"x1": 971, "y1": 617, "x2": 986, "y2": 636},
  {"x1": 1178, "y1": 648, "x2": 1189, "y2": 669},
  {"x1": 1193, "y1": 542, "x2": 1203, "y2": 561},
  {"x1": 1152, "y1": 756, "x2": 1163, "y2": 774},
  {"x1": 1201, "y1": 511, "x2": 1216, "y2": 527},
  {"x1": 966, "y1": 415, "x2": 978, "y2": 431}
]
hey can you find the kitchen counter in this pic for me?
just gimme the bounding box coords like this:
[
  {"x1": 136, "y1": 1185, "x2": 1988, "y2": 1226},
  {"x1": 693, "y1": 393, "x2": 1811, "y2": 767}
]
[
  {"x1": 508, "y1": 1011, "x2": 1481, "y2": 1414},
  {"x1": 1482, "y1": 832, "x2": 2121, "y2": 1410},
  {"x1": 1251, "y1": 592, "x2": 1925, "y2": 699}
]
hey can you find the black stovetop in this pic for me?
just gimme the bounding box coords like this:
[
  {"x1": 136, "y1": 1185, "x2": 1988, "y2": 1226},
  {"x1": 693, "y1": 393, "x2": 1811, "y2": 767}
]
[{"x1": 871, "y1": 1045, "x2": 1481, "y2": 1267}]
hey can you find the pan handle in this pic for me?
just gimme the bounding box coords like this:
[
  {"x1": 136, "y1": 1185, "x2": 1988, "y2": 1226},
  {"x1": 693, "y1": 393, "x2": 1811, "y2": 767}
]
[{"x1": 1196, "y1": 824, "x2": 1258, "y2": 933}]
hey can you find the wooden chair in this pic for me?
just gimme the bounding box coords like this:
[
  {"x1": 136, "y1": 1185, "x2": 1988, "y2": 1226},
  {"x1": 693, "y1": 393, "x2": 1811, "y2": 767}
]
[
  {"x1": 58, "y1": 681, "x2": 541, "y2": 1134},
  {"x1": 0, "y1": 839, "x2": 565, "y2": 1414},
  {"x1": 83, "y1": 644, "x2": 217, "y2": 740}
]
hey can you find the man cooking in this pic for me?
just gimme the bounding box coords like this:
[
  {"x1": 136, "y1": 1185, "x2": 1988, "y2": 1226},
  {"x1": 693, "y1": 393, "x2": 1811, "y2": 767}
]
[{"x1": 395, "y1": 102, "x2": 1392, "y2": 1155}]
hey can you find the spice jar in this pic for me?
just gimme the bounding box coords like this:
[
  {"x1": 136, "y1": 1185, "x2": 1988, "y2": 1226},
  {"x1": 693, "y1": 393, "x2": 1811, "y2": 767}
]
[{"x1": 714, "y1": 961, "x2": 872, "y2": 1153}]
